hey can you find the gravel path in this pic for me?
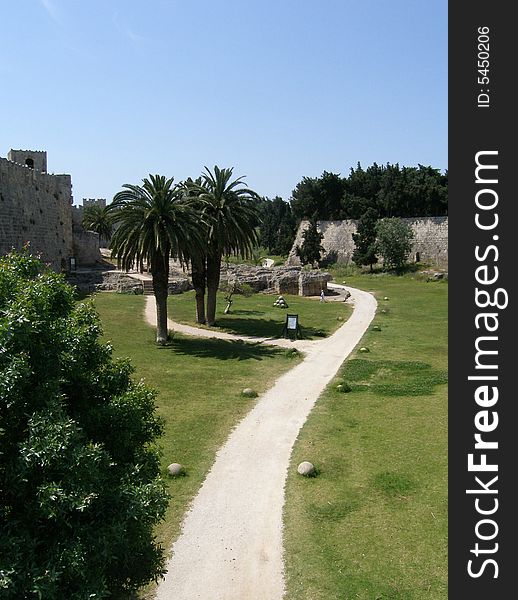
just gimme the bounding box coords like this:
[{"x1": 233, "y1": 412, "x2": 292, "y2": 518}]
[{"x1": 145, "y1": 285, "x2": 377, "y2": 600}]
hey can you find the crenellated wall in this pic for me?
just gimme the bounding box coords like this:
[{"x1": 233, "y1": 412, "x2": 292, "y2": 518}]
[
  {"x1": 287, "y1": 217, "x2": 448, "y2": 267},
  {"x1": 0, "y1": 157, "x2": 74, "y2": 270},
  {"x1": 0, "y1": 150, "x2": 101, "y2": 270}
]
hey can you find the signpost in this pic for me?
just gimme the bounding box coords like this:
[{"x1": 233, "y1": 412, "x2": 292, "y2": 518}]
[{"x1": 283, "y1": 313, "x2": 301, "y2": 340}]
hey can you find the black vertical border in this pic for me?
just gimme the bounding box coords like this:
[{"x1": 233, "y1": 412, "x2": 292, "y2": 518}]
[{"x1": 449, "y1": 1, "x2": 516, "y2": 597}]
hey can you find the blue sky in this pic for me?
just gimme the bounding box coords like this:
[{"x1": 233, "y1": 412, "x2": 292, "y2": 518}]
[{"x1": 1, "y1": 0, "x2": 447, "y2": 205}]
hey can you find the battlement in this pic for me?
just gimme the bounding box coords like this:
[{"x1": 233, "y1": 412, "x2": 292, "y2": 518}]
[
  {"x1": 82, "y1": 198, "x2": 107, "y2": 209},
  {"x1": 0, "y1": 148, "x2": 100, "y2": 270},
  {"x1": 7, "y1": 149, "x2": 47, "y2": 173}
]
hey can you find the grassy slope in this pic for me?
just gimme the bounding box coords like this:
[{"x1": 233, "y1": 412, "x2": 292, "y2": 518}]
[
  {"x1": 91, "y1": 293, "x2": 302, "y2": 553},
  {"x1": 168, "y1": 290, "x2": 351, "y2": 339},
  {"x1": 284, "y1": 275, "x2": 448, "y2": 600}
]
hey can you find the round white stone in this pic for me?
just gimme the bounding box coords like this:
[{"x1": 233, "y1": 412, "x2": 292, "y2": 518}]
[
  {"x1": 297, "y1": 461, "x2": 316, "y2": 476},
  {"x1": 167, "y1": 463, "x2": 184, "y2": 476}
]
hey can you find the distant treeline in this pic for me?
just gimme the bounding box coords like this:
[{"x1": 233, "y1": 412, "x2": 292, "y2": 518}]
[{"x1": 259, "y1": 163, "x2": 448, "y2": 256}]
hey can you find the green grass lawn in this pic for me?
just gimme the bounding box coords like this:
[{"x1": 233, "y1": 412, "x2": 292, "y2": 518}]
[
  {"x1": 91, "y1": 293, "x2": 302, "y2": 567},
  {"x1": 168, "y1": 290, "x2": 352, "y2": 339},
  {"x1": 283, "y1": 274, "x2": 448, "y2": 600}
]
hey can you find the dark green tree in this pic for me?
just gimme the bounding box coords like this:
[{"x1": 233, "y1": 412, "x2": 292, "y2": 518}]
[
  {"x1": 259, "y1": 196, "x2": 296, "y2": 256},
  {"x1": 0, "y1": 248, "x2": 168, "y2": 599},
  {"x1": 375, "y1": 217, "x2": 414, "y2": 270},
  {"x1": 110, "y1": 174, "x2": 202, "y2": 343},
  {"x1": 291, "y1": 171, "x2": 345, "y2": 221},
  {"x1": 295, "y1": 220, "x2": 325, "y2": 266},
  {"x1": 290, "y1": 162, "x2": 448, "y2": 221},
  {"x1": 352, "y1": 207, "x2": 379, "y2": 270}
]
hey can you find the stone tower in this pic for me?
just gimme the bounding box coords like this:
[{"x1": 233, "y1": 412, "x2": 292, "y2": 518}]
[{"x1": 7, "y1": 149, "x2": 47, "y2": 173}]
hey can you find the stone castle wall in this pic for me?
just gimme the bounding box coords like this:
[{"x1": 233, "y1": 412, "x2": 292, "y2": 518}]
[
  {"x1": 0, "y1": 157, "x2": 74, "y2": 270},
  {"x1": 287, "y1": 216, "x2": 448, "y2": 267},
  {"x1": 0, "y1": 152, "x2": 101, "y2": 270}
]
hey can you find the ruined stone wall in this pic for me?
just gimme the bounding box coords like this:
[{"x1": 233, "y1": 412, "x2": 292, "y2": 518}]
[
  {"x1": 72, "y1": 225, "x2": 101, "y2": 266},
  {"x1": 0, "y1": 157, "x2": 73, "y2": 270},
  {"x1": 287, "y1": 216, "x2": 448, "y2": 267},
  {"x1": 220, "y1": 264, "x2": 331, "y2": 296}
]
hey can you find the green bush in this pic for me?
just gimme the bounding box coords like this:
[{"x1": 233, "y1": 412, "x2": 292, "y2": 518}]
[
  {"x1": 0, "y1": 248, "x2": 168, "y2": 598},
  {"x1": 375, "y1": 217, "x2": 414, "y2": 270}
]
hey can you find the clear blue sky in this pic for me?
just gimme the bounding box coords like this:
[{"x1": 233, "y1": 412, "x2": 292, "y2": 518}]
[{"x1": 1, "y1": 0, "x2": 447, "y2": 205}]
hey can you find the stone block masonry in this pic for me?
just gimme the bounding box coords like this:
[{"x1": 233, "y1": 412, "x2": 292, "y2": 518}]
[
  {"x1": 287, "y1": 217, "x2": 448, "y2": 267},
  {"x1": 0, "y1": 149, "x2": 100, "y2": 270},
  {"x1": 220, "y1": 265, "x2": 331, "y2": 296},
  {"x1": 0, "y1": 157, "x2": 73, "y2": 270}
]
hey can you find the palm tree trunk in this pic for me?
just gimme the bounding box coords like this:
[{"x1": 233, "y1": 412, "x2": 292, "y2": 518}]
[
  {"x1": 191, "y1": 254, "x2": 207, "y2": 324},
  {"x1": 152, "y1": 254, "x2": 170, "y2": 344},
  {"x1": 206, "y1": 251, "x2": 221, "y2": 326}
]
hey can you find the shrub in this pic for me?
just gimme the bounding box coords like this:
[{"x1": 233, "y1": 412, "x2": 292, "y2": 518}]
[
  {"x1": 375, "y1": 217, "x2": 414, "y2": 270},
  {"x1": 0, "y1": 248, "x2": 168, "y2": 598}
]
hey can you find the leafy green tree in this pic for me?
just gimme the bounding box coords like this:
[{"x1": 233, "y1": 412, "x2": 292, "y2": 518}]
[
  {"x1": 352, "y1": 207, "x2": 379, "y2": 270},
  {"x1": 290, "y1": 162, "x2": 447, "y2": 221},
  {"x1": 179, "y1": 177, "x2": 208, "y2": 324},
  {"x1": 295, "y1": 220, "x2": 325, "y2": 266},
  {"x1": 290, "y1": 171, "x2": 345, "y2": 221},
  {"x1": 187, "y1": 166, "x2": 260, "y2": 326},
  {"x1": 82, "y1": 204, "x2": 114, "y2": 245},
  {"x1": 0, "y1": 248, "x2": 168, "y2": 599},
  {"x1": 110, "y1": 174, "x2": 202, "y2": 343},
  {"x1": 375, "y1": 217, "x2": 414, "y2": 270}
]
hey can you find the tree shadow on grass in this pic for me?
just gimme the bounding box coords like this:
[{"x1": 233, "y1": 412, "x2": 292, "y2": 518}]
[
  {"x1": 160, "y1": 334, "x2": 284, "y2": 361},
  {"x1": 212, "y1": 316, "x2": 325, "y2": 339},
  {"x1": 229, "y1": 309, "x2": 266, "y2": 316}
]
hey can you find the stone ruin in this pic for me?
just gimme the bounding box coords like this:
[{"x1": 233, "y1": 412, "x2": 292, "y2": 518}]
[
  {"x1": 220, "y1": 264, "x2": 331, "y2": 297},
  {"x1": 66, "y1": 263, "x2": 330, "y2": 297}
]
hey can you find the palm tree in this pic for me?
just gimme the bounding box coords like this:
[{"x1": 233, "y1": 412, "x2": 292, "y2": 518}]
[
  {"x1": 189, "y1": 166, "x2": 260, "y2": 326},
  {"x1": 82, "y1": 204, "x2": 114, "y2": 246},
  {"x1": 181, "y1": 178, "x2": 208, "y2": 325},
  {"x1": 110, "y1": 174, "x2": 202, "y2": 344}
]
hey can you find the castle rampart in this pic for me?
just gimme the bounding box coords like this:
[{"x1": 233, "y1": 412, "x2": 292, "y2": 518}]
[
  {"x1": 287, "y1": 216, "x2": 448, "y2": 267},
  {"x1": 0, "y1": 150, "x2": 100, "y2": 270}
]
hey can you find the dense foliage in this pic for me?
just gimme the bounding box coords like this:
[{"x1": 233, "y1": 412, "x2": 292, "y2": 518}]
[
  {"x1": 375, "y1": 217, "x2": 414, "y2": 270},
  {"x1": 290, "y1": 163, "x2": 447, "y2": 222},
  {"x1": 0, "y1": 248, "x2": 168, "y2": 598},
  {"x1": 258, "y1": 196, "x2": 297, "y2": 256}
]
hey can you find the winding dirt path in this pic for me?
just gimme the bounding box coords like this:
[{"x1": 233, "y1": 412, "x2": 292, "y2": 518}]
[{"x1": 145, "y1": 285, "x2": 377, "y2": 600}]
